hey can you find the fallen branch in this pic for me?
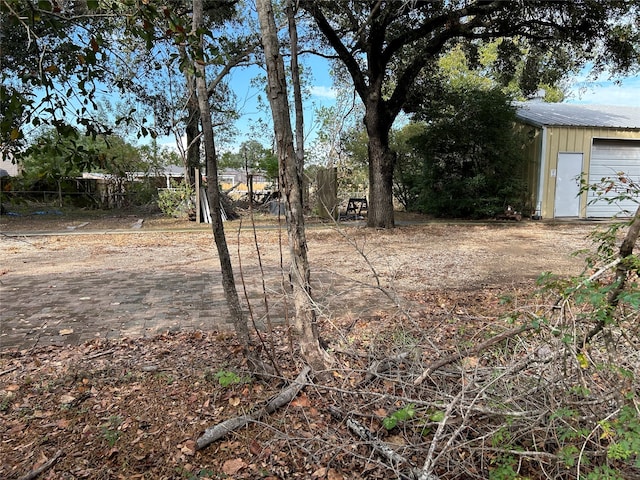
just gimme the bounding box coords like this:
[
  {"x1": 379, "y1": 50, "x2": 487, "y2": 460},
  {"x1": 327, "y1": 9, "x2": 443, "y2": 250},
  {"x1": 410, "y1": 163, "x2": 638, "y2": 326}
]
[
  {"x1": 346, "y1": 417, "x2": 420, "y2": 480},
  {"x1": 18, "y1": 449, "x2": 63, "y2": 480},
  {"x1": 196, "y1": 366, "x2": 311, "y2": 450},
  {"x1": 414, "y1": 324, "x2": 533, "y2": 386},
  {"x1": 84, "y1": 349, "x2": 115, "y2": 361},
  {"x1": 359, "y1": 351, "x2": 410, "y2": 386},
  {"x1": 0, "y1": 365, "x2": 19, "y2": 377},
  {"x1": 0, "y1": 232, "x2": 40, "y2": 247},
  {"x1": 420, "y1": 388, "x2": 463, "y2": 479}
]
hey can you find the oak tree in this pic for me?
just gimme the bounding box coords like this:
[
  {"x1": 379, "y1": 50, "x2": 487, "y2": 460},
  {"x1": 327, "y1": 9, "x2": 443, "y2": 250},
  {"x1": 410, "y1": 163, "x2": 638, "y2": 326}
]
[{"x1": 302, "y1": 0, "x2": 640, "y2": 228}]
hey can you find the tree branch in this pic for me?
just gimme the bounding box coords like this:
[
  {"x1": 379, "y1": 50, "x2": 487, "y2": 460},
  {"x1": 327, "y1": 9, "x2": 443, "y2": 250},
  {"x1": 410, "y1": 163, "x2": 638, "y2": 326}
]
[
  {"x1": 196, "y1": 366, "x2": 311, "y2": 450},
  {"x1": 413, "y1": 323, "x2": 534, "y2": 386},
  {"x1": 17, "y1": 450, "x2": 64, "y2": 480},
  {"x1": 583, "y1": 204, "x2": 640, "y2": 346}
]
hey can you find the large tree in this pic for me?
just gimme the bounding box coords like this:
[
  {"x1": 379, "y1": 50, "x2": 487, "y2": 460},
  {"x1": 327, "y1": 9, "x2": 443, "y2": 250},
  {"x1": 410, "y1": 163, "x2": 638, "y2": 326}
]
[
  {"x1": 256, "y1": 0, "x2": 332, "y2": 371},
  {"x1": 301, "y1": 1, "x2": 640, "y2": 228}
]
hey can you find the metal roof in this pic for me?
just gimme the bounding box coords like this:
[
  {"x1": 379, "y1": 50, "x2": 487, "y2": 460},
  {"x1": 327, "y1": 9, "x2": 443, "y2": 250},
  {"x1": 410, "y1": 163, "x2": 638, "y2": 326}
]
[{"x1": 515, "y1": 102, "x2": 640, "y2": 129}]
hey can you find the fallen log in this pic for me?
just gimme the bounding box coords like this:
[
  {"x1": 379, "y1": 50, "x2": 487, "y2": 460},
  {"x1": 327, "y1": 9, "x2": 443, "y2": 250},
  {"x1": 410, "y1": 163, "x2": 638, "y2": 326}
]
[{"x1": 196, "y1": 366, "x2": 311, "y2": 450}]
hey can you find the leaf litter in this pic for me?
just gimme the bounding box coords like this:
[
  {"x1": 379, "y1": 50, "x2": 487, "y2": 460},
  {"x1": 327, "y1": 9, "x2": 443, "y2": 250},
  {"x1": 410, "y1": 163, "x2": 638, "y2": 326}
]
[
  {"x1": 0, "y1": 296, "x2": 504, "y2": 479},
  {"x1": 1, "y1": 288, "x2": 533, "y2": 480}
]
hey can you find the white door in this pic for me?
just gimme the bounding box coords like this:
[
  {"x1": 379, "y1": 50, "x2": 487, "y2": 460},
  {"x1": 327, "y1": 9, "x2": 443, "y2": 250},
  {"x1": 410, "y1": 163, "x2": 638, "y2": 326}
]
[
  {"x1": 554, "y1": 153, "x2": 583, "y2": 217},
  {"x1": 587, "y1": 139, "x2": 640, "y2": 218}
]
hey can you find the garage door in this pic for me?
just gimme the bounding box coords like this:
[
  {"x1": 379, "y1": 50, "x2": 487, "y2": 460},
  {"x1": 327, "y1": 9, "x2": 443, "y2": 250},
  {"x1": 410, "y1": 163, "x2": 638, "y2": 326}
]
[{"x1": 587, "y1": 139, "x2": 640, "y2": 218}]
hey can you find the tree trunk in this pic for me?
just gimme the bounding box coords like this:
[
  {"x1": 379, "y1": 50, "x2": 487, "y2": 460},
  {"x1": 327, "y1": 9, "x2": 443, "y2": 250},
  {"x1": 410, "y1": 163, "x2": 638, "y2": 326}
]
[
  {"x1": 57, "y1": 179, "x2": 63, "y2": 207},
  {"x1": 179, "y1": 44, "x2": 201, "y2": 188},
  {"x1": 185, "y1": 82, "x2": 201, "y2": 188},
  {"x1": 364, "y1": 100, "x2": 395, "y2": 228},
  {"x1": 192, "y1": 0, "x2": 250, "y2": 347},
  {"x1": 256, "y1": 0, "x2": 331, "y2": 371},
  {"x1": 286, "y1": 0, "x2": 304, "y2": 165}
]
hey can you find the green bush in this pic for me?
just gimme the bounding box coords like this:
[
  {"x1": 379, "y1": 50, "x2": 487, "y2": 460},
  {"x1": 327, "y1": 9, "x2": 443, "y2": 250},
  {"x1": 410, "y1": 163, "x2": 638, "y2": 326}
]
[
  {"x1": 157, "y1": 181, "x2": 194, "y2": 218},
  {"x1": 395, "y1": 87, "x2": 529, "y2": 218}
]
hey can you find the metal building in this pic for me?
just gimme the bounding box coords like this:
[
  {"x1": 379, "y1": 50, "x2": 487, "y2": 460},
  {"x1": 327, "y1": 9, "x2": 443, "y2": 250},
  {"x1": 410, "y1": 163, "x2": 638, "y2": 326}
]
[{"x1": 516, "y1": 102, "x2": 640, "y2": 219}]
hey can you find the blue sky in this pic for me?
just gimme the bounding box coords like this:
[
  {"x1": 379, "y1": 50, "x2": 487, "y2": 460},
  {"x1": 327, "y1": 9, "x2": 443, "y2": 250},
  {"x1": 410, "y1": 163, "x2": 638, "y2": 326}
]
[
  {"x1": 565, "y1": 69, "x2": 640, "y2": 106},
  {"x1": 220, "y1": 57, "x2": 338, "y2": 151}
]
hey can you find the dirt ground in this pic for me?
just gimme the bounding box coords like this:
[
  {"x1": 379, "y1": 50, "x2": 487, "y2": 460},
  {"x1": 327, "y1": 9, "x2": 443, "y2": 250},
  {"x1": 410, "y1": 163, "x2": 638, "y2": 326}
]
[
  {"x1": 0, "y1": 208, "x2": 595, "y2": 290},
  {"x1": 0, "y1": 209, "x2": 605, "y2": 479}
]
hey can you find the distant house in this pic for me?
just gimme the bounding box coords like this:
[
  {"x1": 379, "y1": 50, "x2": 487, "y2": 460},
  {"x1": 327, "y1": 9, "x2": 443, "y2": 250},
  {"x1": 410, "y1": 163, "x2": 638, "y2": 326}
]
[
  {"x1": 218, "y1": 168, "x2": 272, "y2": 200},
  {"x1": 80, "y1": 165, "x2": 186, "y2": 207},
  {"x1": 150, "y1": 165, "x2": 185, "y2": 188},
  {"x1": 516, "y1": 102, "x2": 640, "y2": 219},
  {"x1": 0, "y1": 152, "x2": 21, "y2": 178}
]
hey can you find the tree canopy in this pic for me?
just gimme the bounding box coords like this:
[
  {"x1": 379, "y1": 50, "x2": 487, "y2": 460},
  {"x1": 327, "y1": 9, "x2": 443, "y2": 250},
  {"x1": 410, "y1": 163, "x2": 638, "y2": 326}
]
[
  {"x1": 0, "y1": 0, "x2": 254, "y2": 167},
  {"x1": 301, "y1": 0, "x2": 640, "y2": 227}
]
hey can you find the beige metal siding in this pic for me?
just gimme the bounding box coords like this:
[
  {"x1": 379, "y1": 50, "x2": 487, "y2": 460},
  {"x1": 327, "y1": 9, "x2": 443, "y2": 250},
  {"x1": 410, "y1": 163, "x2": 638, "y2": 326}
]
[
  {"x1": 540, "y1": 127, "x2": 640, "y2": 218},
  {"x1": 517, "y1": 123, "x2": 542, "y2": 215}
]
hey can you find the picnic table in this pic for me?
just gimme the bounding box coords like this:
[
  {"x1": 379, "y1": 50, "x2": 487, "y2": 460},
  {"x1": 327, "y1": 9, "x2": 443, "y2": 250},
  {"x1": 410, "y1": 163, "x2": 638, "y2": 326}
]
[{"x1": 345, "y1": 198, "x2": 368, "y2": 218}]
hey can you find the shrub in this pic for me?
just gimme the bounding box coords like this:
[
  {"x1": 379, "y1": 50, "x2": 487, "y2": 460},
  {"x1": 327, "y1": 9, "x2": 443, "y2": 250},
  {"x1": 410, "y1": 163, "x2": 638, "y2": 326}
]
[{"x1": 157, "y1": 181, "x2": 194, "y2": 218}]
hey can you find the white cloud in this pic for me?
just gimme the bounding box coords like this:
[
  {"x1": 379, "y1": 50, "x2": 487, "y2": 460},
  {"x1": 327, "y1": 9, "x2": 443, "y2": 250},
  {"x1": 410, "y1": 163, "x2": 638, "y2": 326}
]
[
  {"x1": 310, "y1": 85, "x2": 337, "y2": 99},
  {"x1": 566, "y1": 76, "x2": 640, "y2": 106},
  {"x1": 566, "y1": 65, "x2": 640, "y2": 106}
]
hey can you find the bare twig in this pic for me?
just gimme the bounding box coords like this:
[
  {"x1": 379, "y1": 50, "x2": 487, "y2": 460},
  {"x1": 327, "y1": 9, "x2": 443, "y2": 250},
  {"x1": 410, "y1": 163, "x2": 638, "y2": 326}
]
[
  {"x1": 419, "y1": 388, "x2": 463, "y2": 480},
  {"x1": 346, "y1": 416, "x2": 418, "y2": 479},
  {"x1": 359, "y1": 351, "x2": 410, "y2": 385},
  {"x1": 235, "y1": 218, "x2": 280, "y2": 378},
  {"x1": 0, "y1": 232, "x2": 41, "y2": 246},
  {"x1": 586, "y1": 257, "x2": 622, "y2": 283},
  {"x1": 331, "y1": 224, "x2": 399, "y2": 305},
  {"x1": 84, "y1": 349, "x2": 115, "y2": 361},
  {"x1": 0, "y1": 365, "x2": 19, "y2": 377},
  {"x1": 576, "y1": 407, "x2": 620, "y2": 479}
]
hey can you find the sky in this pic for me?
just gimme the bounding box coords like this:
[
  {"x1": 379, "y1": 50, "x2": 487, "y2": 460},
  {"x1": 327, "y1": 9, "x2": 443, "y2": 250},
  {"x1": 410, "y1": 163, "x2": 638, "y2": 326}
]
[
  {"x1": 221, "y1": 60, "x2": 640, "y2": 152},
  {"x1": 565, "y1": 70, "x2": 640, "y2": 106},
  {"x1": 220, "y1": 58, "x2": 338, "y2": 151}
]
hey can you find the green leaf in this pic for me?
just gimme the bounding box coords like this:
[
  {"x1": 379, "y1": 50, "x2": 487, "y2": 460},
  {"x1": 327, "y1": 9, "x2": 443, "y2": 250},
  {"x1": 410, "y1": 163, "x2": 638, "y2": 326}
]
[
  {"x1": 382, "y1": 416, "x2": 398, "y2": 430},
  {"x1": 430, "y1": 410, "x2": 445, "y2": 422},
  {"x1": 576, "y1": 353, "x2": 589, "y2": 369},
  {"x1": 383, "y1": 404, "x2": 417, "y2": 430},
  {"x1": 38, "y1": 0, "x2": 52, "y2": 11},
  {"x1": 214, "y1": 370, "x2": 243, "y2": 387}
]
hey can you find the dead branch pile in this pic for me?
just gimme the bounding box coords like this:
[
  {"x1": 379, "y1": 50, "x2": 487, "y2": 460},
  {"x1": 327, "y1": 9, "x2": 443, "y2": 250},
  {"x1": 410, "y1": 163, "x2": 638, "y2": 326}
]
[
  {"x1": 194, "y1": 211, "x2": 640, "y2": 479},
  {"x1": 182, "y1": 278, "x2": 638, "y2": 480}
]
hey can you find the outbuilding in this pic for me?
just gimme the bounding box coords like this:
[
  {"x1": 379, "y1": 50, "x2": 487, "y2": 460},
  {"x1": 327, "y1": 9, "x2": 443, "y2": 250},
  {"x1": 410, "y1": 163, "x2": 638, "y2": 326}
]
[{"x1": 516, "y1": 102, "x2": 640, "y2": 219}]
